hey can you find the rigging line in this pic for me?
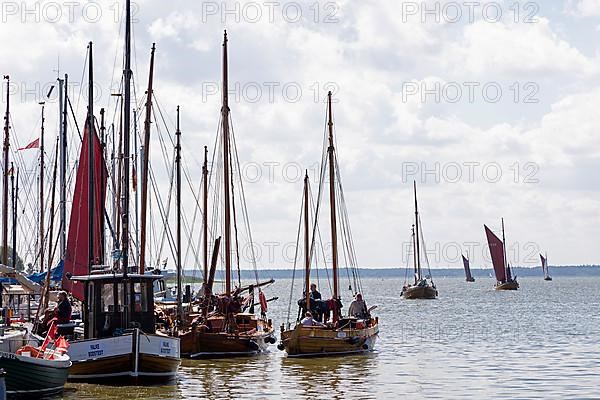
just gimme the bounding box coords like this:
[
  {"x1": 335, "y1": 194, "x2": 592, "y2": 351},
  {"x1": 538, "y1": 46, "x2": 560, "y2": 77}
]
[
  {"x1": 333, "y1": 148, "x2": 363, "y2": 294},
  {"x1": 229, "y1": 151, "x2": 242, "y2": 287},
  {"x1": 148, "y1": 155, "x2": 176, "y2": 268},
  {"x1": 308, "y1": 106, "x2": 333, "y2": 297},
  {"x1": 74, "y1": 45, "x2": 88, "y2": 118},
  {"x1": 229, "y1": 118, "x2": 260, "y2": 284},
  {"x1": 153, "y1": 96, "x2": 203, "y2": 268},
  {"x1": 286, "y1": 186, "x2": 305, "y2": 325},
  {"x1": 418, "y1": 213, "x2": 434, "y2": 284}
]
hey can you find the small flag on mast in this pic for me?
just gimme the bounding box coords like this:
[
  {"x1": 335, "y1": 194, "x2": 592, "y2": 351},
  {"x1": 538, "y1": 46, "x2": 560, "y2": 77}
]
[{"x1": 18, "y1": 138, "x2": 40, "y2": 151}]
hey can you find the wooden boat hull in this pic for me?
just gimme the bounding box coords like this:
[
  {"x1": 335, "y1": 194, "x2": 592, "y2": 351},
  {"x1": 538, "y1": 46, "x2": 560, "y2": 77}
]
[
  {"x1": 0, "y1": 351, "x2": 71, "y2": 397},
  {"x1": 179, "y1": 329, "x2": 275, "y2": 358},
  {"x1": 68, "y1": 330, "x2": 180, "y2": 384},
  {"x1": 402, "y1": 285, "x2": 438, "y2": 299},
  {"x1": 280, "y1": 321, "x2": 379, "y2": 357},
  {"x1": 495, "y1": 281, "x2": 519, "y2": 290}
]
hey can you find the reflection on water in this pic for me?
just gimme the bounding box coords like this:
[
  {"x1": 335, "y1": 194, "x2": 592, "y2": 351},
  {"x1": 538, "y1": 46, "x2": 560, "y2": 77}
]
[
  {"x1": 60, "y1": 277, "x2": 600, "y2": 399},
  {"x1": 280, "y1": 353, "x2": 379, "y2": 400}
]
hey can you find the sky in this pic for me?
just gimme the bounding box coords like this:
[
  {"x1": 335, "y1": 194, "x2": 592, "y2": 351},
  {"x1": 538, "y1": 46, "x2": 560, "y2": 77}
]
[{"x1": 0, "y1": 0, "x2": 599, "y2": 271}]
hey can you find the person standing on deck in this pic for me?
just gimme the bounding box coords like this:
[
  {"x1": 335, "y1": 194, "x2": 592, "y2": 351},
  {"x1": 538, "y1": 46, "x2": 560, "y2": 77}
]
[{"x1": 348, "y1": 293, "x2": 368, "y2": 319}]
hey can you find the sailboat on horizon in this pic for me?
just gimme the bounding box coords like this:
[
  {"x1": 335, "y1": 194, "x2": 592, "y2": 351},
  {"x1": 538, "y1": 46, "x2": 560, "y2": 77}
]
[
  {"x1": 462, "y1": 253, "x2": 475, "y2": 282},
  {"x1": 401, "y1": 182, "x2": 438, "y2": 299},
  {"x1": 484, "y1": 219, "x2": 519, "y2": 291},
  {"x1": 540, "y1": 253, "x2": 552, "y2": 281}
]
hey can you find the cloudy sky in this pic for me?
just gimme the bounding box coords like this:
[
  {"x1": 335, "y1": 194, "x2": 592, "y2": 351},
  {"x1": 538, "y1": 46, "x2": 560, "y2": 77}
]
[{"x1": 1, "y1": 0, "x2": 599, "y2": 271}]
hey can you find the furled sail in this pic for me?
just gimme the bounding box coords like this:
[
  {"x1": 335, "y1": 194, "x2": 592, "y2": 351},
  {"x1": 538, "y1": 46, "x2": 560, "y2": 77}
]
[
  {"x1": 62, "y1": 118, "x2": 107, "y2": 300},
  {"x1": 484, "y1": 225, "x2": 506, "y2": 282}
]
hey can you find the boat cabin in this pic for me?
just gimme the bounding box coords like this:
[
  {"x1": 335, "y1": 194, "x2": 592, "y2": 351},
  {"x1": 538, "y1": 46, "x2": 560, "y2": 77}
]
[{"x1": 70, "y1": 274, "x2": 160, "y2": 339}]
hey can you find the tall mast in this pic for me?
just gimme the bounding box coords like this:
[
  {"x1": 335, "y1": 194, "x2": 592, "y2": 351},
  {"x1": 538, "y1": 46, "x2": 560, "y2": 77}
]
[
  {"x1": 221, "y1": 30, "x2": 232, "y2": 296},
  {"x1": 133, "y1": 109, "x2": 138, "y2": 266},
  {"x1": 175, "y1": 106, "x2": 182, "y2": 322},
  {"x1": 39, "y1": 103, "x2": 45, "y2": 272},
  {"x1": 87, "y1": 41, "x2": 95, "y2": 271},
  {"x1": 411, "y1": 224, "x2": 417, "y2": 282},
  {"x1": 44, "y1": 137, "x2": 59, "y2": 310},
  {"x1": 139, "y1": 43, "x2": 156, "y2": 275},
  {"x1": 121, "y1": 0, "x2": 132, "y2": 277},
  {"x1": 413, "y1": 181, "x2": 421, "y2": 281},
  {"x1": 2, "y1": 75, "x2": 10, "y2": 265},
  {"x1": 99, "y1": 108, "x2": 106, "y2": 264},
  {"x1": 59, "y1": 74, "x2": 68, "y2": 259},
  {"x1": 326, "y1": 91, "x2": 339, "y2": 318},
  {"x1": 303, "y1": 171, "x2": 310, "y2": 313},
  {"x1": 10, "y1": 163, "x2": 15, "y2": 269},
  {"x1": 202, "y1": 145, "x2": 208, "y2": 282},
  {"x1": 501, "y1": 217, "x2": 507, "y2": 279}
]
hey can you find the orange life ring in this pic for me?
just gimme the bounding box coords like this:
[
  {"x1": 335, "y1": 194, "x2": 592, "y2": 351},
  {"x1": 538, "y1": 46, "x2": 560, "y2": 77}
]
[{"x1": 259, "y1": 291, "x2": 268, "y2": 313}]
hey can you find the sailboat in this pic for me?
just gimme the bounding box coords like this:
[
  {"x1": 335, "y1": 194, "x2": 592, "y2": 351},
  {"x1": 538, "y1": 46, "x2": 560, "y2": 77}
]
[
  {"x1": 462, "y1": 253, "x2": 475, "y2": 282},
  {"x1": 484, "y1": 219, "x2": 519, "y2": 290},
  {"x1": 279, "y1": 92, "x2": 379, "y2": 357},
  {"x1": 173, "y1": 31, "x2": 275, "y2": 358},
  {"x1": 401, "y1": 182, "x2": 438, "y2": 299},
  {"x1": 540, "y1": 253, "x2": 552, "y2": 281},
  {"x1": 61, "y1": 1, "x2": 180, "y2": 383}
]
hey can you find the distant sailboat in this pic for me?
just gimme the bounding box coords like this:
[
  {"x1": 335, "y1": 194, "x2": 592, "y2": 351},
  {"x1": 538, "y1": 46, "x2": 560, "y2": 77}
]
[
  {"x1": 484, "y1": 219, "x2": 519, "y2": 290},
  {"x1": 540, "y1": 253, "x2": 552, "y2": 281},
  {"x1": 401, "y1": 182, "x2": 438, "y2": 299},
  {"x1": 462, "y1": 254, "x2": 475, "y2": 282}
]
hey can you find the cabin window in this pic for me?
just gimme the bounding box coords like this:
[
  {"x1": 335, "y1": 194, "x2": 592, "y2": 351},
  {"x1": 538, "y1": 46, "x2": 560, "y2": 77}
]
[
  {"x1": 133, "y1": 282, "x2": 148, "y2": 312},
  {"x1": 101, "y1": 283, "x2": 124, "y2": 312}
]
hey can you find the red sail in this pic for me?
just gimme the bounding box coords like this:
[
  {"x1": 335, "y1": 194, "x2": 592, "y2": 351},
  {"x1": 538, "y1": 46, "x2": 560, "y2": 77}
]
[
  {"x1": 484, "y1": 225, "x2": 506, "y2": 282},
  {"x1": 462, "y1": 255, "x2": 473, "y2": 280},
  {"x1": 62, "y1": 119, "x2": 107, "y2": 300}
]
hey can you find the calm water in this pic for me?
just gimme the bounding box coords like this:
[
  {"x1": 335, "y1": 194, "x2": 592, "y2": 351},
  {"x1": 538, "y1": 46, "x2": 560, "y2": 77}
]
[{"x1": 59, "y1": 276, "x2": 600, "y2": 399}]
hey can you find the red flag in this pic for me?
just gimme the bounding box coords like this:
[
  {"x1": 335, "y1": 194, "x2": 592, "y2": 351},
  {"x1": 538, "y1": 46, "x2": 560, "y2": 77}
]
[
  {"x1": 55, "y1": 336, "x2": 70, "y2": 353},
  {"x1": 41, "y1": 321, "x2": 58, "y2": 351},
  {"x1": 18, "y1": 138, "x2": 39, "y2": 151}
]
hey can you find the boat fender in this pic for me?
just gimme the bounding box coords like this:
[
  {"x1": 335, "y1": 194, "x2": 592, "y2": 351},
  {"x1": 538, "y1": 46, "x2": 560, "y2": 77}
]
[
  {"x1": 277, "y1": 343, "x2": 285, "y2": 351},
  {"x1": 266, "y1": 336, "x2": 277, "y2": 344}
]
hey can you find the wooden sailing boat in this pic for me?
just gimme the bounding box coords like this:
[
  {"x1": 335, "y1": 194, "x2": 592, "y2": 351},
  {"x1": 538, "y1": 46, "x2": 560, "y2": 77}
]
[
  {"x1": 401, "y1": 182, "x2": 438, "y2": 299},
  {"x1": 462, "y1": 253, "x2": 475, "y2": 282},
  {"x1": 62, "y1": 1, "x2": 180, "y2": 383},
  {"x1": 279, "y1": 92, "x2": 379, "y2": 357},
  {"x1": 540, "y1": 253, "x2": 552, "y2": 281},
  {"x1": 484, "y1": 219, "x2": 519, "y2": 290},
  {"x1": 173, "y1": 31, "x2": 275, "y2": 358}
]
